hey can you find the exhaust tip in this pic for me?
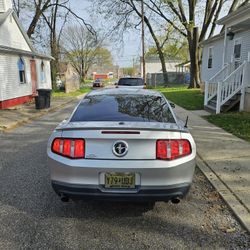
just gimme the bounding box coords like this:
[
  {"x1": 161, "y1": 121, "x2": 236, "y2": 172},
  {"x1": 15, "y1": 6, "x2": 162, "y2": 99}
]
[
  {"x1": 60, "y1": 194, "x2": 69, "y2": 202},
  {"x1": 171, "y1": 197, "x2": 180, "y2": 204}
]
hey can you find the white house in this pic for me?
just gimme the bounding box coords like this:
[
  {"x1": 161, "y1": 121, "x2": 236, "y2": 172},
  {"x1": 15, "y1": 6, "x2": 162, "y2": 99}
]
[
  {"x1": 201, "y1": 3, "x2": 250, "y2": 114},
  {"x1": 0, "y1": 0, "x2": 52, "y2": 109},
  {"x1": 142, "y1": 56, "x2": 182, "y2": 75},
  {"x1": 141, "y1": 56, "x2": 186, "y2": 85}
]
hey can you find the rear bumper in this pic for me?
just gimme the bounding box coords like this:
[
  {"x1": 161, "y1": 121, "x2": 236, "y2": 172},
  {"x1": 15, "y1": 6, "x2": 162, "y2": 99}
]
[{"x1": 52, "y1": 181, "x2": 191, "y2": 202}]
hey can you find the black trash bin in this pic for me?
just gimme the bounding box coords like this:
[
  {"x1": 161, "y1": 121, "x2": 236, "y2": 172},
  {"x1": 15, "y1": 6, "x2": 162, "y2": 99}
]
[
  {"x1": 36, "y1": 89, "x2": 51, "y2": 109},
  {"x1": 44, "y1": 89, "x2": 51, "y2": 108},
  {"x1": 35, "y1": 94, "x2": 45, "y2": 109}
]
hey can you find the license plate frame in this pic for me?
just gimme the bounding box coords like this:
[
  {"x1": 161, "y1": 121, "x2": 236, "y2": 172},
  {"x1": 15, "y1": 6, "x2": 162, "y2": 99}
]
[{"x1": 105, "y1": 172, "x2": 136, "y2": 189}]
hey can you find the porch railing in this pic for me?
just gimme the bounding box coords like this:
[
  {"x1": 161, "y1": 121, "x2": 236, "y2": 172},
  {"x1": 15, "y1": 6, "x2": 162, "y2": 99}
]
[
  {"x1": 204, "y1": 64, "x2": 230, "y2": 105},
  {"x1": 216, "y1": 61, "x2": 247, "y2": 114},
  {"x1": 208, "y1": 63, "x2": 230, "y2": 84}
]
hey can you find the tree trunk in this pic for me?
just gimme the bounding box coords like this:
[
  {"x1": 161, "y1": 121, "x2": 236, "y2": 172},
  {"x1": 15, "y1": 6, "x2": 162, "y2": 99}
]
[
  {"x1": 143, "y1": 16, "x2": 168, "y2": 85},
  {"x1": 81, "y1": 70, "x2": 88, "y2": 85},
  {"x1": 158, "y1": 49, "x2": 168, "y2": 85},
  {"x1": 50, "y1": 37, "x2": 59, "y2": 89},
  {"x1": 188, "y1": 27, "x2": 200, "y2": 88},
  {"x1": 50, "y1": 2, "x2": 60, "y2": 89},
  {"x1": 27, "y1": 8, "x2": 42, "y2": 38},
  {"x1": 130, "y1": 2, "x2": 169, "y2": 86}
]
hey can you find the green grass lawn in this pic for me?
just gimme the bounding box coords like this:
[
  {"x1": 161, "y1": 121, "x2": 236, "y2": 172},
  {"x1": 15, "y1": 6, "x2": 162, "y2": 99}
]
[
  {"x1": 155, "y1": 85, "x2": 204, "y2": 110},
  {"x1": 205, "y1": 112, "x2": 250, "y2": 142},
  {"x1": 52, "y1": 87, "x2": 92, "y2": 98}
]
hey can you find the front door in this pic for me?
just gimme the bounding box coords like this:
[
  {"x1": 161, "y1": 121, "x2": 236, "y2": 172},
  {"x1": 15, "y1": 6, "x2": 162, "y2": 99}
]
[{"x1": 30, "y1": 60, "x2": 37, "y2": 96}]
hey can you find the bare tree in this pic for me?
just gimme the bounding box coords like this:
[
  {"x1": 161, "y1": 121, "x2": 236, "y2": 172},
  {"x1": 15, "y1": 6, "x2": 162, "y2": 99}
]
[
  {"x1": 62, "y1": 25, "x2": 105, "y2": 83},
  {"x1": 139, "y1": 0, "x2": 250, "y2": 88},
  {"x1": 95, "y1": 0, "x2": 249, "y2": 88},
  {"x1": 12, "y1": 0, "x2": 20, "y2": 17},
  {"x1": 13, "y1": 0, "x2": 95, "y2": 87},
  {"x1": 41, "y1": 1, "x2": 70, "y2": 86},
  {"x1": 127, "y1": 1, "x2": 169, "y2": 84},
  {"x1": 13, "y1": 0, "x2": 93, "y2": 38},
  {"x1": 94, "y1": 0, "x2": 170, "y2": 84}
]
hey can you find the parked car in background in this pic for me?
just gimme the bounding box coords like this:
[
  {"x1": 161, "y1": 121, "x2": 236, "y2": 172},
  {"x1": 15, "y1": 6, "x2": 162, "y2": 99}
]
[
  {"x1": 92, "y1": 79, "x2": 104, "y2": 88},
  {"x1": 116, "y1": 77, "x2": 145, "y2": 89},
  {"x1": 56, "y1": 76, "x2": 65, "y2": 90},
  {"x1": 47, "y1": 88, "x2": 196, "y2": 203}
]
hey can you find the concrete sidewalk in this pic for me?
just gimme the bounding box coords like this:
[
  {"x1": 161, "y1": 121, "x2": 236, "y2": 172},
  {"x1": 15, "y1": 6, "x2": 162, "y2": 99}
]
[
  {"x1": 0, "y1": 96, "x2": 82, "y2": 131},
  {"x1": 175, "y1": 106, "x2": 250, "y2": 233}
]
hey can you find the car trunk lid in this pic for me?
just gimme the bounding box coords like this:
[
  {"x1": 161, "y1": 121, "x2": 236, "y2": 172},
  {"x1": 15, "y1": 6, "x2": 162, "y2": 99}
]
[{"x1": 60, "y1": 122, "x2": 183, "y2": 160}]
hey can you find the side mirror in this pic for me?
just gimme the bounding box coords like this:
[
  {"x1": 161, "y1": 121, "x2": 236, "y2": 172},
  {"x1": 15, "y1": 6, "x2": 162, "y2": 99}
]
[
  {"x1": 170, "y1": 103, "x2": 175, "y2": 108},
  {"x1": 114, "y1": 82, "x2": 118, "y2": 85}
]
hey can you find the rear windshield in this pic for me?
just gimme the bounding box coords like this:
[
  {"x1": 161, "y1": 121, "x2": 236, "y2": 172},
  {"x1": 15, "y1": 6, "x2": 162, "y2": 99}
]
[
  {"x1": 71, "y1": 94, "x2": 175, "y2": 123},
  {"x1": 118, "y1": 78, "x2": 143, "y2": 86}
]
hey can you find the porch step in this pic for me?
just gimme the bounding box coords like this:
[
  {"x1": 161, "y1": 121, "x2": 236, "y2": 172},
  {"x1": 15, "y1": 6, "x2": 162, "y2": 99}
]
[
  {"x1": 209, "y1": 99, "x2": 217, "y2": 106},
  {"x1": 221, "y1": 95, "x2": 240, "y2": 112},
  {"x1": 204, "y1": 104, "x2": 216, "y2": 113},
  {"x1": 205, "y1": 92, "x2": 241, "y2": 113}
]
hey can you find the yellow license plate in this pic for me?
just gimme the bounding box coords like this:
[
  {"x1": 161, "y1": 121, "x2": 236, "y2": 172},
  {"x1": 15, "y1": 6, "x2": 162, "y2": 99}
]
[{"x1": 105, "y1": 173, "x2": 135, "y2": 189}]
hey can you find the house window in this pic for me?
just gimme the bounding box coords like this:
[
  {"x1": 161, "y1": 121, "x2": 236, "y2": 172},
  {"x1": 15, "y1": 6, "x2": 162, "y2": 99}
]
[
  {"x1": 234, "y1": 39, "x2": 242, "y2": 69},
  {"x1": 17, "y1": 57, "x2": 26, "y2": 84},
  {"x1": 41, "y1": 61, "x2": 46, "y2": 83},
  {"x1": 208, "y1": 47, "x2": 213, "y2": 69},
  {"x1": 234, "y1": 40, "x2": 241, "y2": 60}
]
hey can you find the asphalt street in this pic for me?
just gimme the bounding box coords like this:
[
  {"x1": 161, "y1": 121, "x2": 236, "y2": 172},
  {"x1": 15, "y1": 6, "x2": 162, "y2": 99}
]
[{"x1": 0, "y1": 101, "x2": 249, "y2": 250}]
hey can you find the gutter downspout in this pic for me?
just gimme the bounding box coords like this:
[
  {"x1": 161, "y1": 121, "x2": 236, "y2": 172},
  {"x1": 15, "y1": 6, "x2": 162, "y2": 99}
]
[{"x1": 222, "y1": 26, "x2": 228, "y2": 66}]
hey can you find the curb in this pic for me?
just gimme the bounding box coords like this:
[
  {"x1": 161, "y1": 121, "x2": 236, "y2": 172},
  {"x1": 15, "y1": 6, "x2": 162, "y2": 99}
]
[
  {"x1": 196, "y1": 154, "x2": 250, "y2": 234},
  {"x1": 0, "y1": 97, "x2": 76, "y2": 132}
]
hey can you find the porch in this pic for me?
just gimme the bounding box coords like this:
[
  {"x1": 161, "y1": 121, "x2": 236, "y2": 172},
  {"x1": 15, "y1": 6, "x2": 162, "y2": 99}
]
[
  {"x1": 204, "y1": 61, "x2": 250, "y2": 114},
  {"x1": 204, "y1": 3, "x2": 250, "y2": 114}
]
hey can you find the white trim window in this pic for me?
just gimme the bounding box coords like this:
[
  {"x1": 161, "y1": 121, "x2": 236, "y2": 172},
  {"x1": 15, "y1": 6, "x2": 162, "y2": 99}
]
[
  {"x1": 41, "y1": 61, "x2": 46, "y2": 83},
  {"x1": 234, "y1": 38, "x2": 242, "y2": 69},
  {"x1": 208, "y1": 47, "x2": 213, "y2": 69},
  {"x1": 17, "y1": 57, "x2": 26, "y2": 84}
]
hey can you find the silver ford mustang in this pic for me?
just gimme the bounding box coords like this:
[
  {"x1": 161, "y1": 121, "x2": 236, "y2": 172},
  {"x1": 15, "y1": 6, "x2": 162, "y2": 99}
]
[{"x1": 47, "y1": 88, "x2": 196, "y2": 203}]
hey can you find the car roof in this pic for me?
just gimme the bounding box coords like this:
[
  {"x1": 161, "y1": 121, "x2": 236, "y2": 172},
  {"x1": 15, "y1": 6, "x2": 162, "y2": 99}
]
[{"x1": 87, "y1": 88, "x2": 162, "y2": 97}]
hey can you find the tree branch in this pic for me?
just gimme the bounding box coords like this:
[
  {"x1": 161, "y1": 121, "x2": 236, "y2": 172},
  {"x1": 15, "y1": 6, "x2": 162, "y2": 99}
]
[{"x1": 145, "y1": 0, "x2": 187, "y2": 37}]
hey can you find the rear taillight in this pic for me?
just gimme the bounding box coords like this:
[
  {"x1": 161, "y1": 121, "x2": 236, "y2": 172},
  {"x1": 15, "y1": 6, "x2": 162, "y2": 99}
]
[
  {"x1": 156, "y1": 139, "x2": 191, "y2": 160},
  {"x1": 52, "y1": 138, "x2": 85, "y2": 159}
]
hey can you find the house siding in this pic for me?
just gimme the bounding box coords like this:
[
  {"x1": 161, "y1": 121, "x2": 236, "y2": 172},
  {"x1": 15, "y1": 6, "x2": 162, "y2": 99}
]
[
  {"x1": 225, "y1": 29, "x2": 250, "y2": 65},
  {"x1": 0, "y1": 6, "x2": 52, "y2": 108},
  {"x1": 0, "y1": 53, "x2": 3, "y2": 100},
  {"x1": 0, "y1": 0, "x2": 11, "y2": 12},
  {"x1": 0, "y1": 0, "x2": 5, "y2": 12},
  {"x1": 201, "y1": 38, "x2": 224, "y2": 82},
  {"x1": 0, "y1": 53, "x2": 32, "y2": 101},
  {"x1": 36, "y1": 59, "x2": 52, "y2": 89},
  {"x1": 201, "y1": 29, "x2": 250, "y2": 84},
  {"x1": 145, "y1": 60, "x2": 182, "y2": 74},
  {"x1": 0, "y1": 14, "x2": 31, "y2": 51}
]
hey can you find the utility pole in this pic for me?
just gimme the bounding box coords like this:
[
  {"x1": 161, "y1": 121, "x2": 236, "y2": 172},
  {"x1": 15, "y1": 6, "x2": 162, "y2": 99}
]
[{"x1": 141, "y1": 0, "x2": 146, "y2": 84}]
